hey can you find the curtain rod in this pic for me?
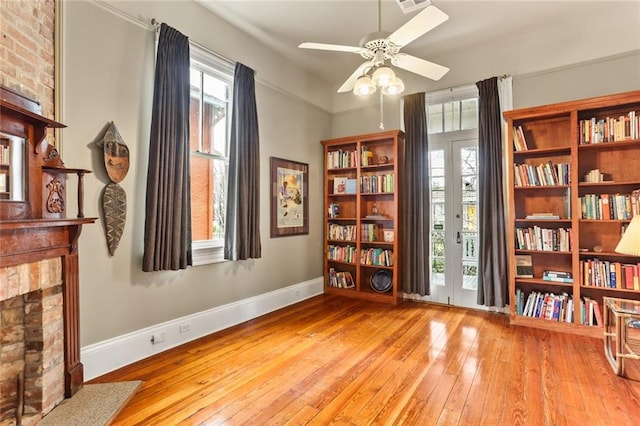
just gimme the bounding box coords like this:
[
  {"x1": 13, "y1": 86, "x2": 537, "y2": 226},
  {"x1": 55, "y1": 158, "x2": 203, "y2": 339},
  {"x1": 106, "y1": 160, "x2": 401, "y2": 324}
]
[{"x1": 151, "y1": 18, "x2": 235, "y2": 67}]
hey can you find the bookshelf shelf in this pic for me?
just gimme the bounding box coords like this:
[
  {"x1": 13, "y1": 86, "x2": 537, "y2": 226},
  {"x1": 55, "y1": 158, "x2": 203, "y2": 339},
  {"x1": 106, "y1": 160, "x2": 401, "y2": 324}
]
[
  {"x1": 506, "y1": 90, "x2": 640, "y2": 336},
  {"x1": 322, "y1": 130, "x2": 404, "y2": 304}
]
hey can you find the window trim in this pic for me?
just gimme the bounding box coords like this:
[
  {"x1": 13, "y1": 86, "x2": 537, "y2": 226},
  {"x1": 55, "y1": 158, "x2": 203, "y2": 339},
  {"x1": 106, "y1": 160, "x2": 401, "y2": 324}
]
[{"x1": 189, "y1": 44, "x2": 234, "y2": 266}]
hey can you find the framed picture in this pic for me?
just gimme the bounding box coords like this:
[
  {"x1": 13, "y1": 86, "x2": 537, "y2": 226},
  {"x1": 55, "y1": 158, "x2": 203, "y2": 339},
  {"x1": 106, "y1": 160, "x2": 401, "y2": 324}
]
[{"x1": 271, "y1": 157, "x2": 309, "y2": 237}]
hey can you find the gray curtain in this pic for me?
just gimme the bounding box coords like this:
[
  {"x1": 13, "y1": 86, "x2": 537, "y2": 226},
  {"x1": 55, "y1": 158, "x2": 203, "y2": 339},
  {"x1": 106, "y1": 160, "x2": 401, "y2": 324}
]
[
  {"x1": 224, "y1": 63, "x2": 261, "y2": 260},
  {"x1": 402, "y1": 92, "x2": 431, "y2": 295},
  {"x1": 142, "y1": 23, "x2": 192, "y2": 271},
  {"x1": 476, "y1": 77, "x2": 508, "y2": 306}
]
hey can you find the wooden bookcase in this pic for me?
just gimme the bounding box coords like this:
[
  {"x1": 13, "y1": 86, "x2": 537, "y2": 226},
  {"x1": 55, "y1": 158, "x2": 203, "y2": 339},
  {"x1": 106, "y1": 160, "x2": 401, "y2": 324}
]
[
  {"x1": 321, "y1": 130, "x2": 404, "y2": 304},
  {"x1": 505, "y1": 90, "x2": 640, "y2": 338}
]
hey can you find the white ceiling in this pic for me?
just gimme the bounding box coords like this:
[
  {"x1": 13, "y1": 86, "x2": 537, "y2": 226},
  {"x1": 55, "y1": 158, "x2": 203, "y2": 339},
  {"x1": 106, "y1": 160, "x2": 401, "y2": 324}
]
[{"x1": 197, "y1": 0, "x2": 640, "y2": 91}]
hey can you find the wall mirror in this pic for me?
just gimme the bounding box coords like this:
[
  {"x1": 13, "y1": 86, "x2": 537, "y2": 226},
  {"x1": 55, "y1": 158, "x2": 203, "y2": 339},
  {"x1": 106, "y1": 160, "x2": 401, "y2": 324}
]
[{"x1": 0, "y1": 132, "x2": 27, "y2": 202}]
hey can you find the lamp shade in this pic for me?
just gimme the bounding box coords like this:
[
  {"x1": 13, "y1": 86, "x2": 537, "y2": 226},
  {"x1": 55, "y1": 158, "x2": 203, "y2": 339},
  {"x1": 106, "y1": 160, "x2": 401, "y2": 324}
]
[
  {"x1": 353, "y1": 75, "x2": 376, "y2": 96},
  {"x1": 615, "y1": 215, "x2": 640, "y2": 256},
  {"x1": 381, "y1": 77, "x2": 405, "y2": 96},
  {"x1": 372, "y1": 66, "x2": 396, "y2": 87}
]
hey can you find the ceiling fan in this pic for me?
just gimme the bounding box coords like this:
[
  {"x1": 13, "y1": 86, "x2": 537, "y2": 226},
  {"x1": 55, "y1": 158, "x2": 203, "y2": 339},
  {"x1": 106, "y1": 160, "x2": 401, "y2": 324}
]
[{"x1": 299, "y1": 0, "x2": 449, "y2": 95}]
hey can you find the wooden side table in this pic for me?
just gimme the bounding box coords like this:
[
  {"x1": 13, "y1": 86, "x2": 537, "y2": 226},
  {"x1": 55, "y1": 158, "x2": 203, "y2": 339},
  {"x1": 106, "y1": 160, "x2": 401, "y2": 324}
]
[{"x1": 603, "y1": 297, "x2": 640, "y2": 376}]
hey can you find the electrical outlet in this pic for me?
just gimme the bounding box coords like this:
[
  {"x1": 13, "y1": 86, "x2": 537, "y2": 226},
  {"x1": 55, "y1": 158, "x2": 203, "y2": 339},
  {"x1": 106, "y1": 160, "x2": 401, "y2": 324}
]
[
  {"x1": 179, "y1": 324, "x2": 190, "y2": 333},
  {"x1": 151, "y1": 331, "x2": 166, "y2": 344}
]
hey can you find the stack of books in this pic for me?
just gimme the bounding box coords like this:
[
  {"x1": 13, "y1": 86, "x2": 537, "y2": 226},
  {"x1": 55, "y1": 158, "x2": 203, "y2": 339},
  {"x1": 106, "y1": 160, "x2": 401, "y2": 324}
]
[{"x1": 543, "y1": 270, "x2": 573, "y2": 283}]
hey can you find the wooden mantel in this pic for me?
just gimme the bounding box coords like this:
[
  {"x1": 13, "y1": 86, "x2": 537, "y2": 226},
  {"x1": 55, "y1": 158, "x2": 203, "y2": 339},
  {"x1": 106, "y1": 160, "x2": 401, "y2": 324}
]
[{"x1": 0, "y1": 86, "x2": 96, "y2": 398}]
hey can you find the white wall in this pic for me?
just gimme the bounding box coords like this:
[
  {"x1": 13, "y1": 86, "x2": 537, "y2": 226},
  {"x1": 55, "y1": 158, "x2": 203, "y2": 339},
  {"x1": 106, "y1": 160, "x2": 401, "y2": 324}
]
[{"x1": 62, "y1": 0, "x2": 331, "y2": 347}]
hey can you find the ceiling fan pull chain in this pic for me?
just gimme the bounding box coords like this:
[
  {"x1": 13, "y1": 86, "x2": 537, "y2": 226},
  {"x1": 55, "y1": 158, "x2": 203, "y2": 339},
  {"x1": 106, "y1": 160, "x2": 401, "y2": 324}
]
[{"x1": 379, "y1": 91, "x2": 385, "y2": 130}]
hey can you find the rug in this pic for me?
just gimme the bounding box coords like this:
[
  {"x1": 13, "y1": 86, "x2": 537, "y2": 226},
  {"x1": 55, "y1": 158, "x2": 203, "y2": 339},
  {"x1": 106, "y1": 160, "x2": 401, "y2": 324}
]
[{"x1": 39, "y1": 381, "x2": 141, "y2": 425}]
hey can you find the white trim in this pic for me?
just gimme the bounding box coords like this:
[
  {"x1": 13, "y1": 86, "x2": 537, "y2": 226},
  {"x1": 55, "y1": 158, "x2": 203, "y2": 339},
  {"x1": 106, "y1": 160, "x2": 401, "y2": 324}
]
[{"x1": 81, "y1": 277, "x2": 324, "y2": 380}]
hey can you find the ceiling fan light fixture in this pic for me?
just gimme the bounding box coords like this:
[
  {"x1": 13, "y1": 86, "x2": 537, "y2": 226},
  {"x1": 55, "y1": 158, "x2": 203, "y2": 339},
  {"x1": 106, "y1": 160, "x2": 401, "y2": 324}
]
[
  {"x1": 372, "y1": 66, "x2": 396, "y2": 87},
  {"x1": 381, "y1": 76, "x2": 405, "y2": 96},
  {"x1": 353, "y1": 75, "x2": 376, "y2": 96}
]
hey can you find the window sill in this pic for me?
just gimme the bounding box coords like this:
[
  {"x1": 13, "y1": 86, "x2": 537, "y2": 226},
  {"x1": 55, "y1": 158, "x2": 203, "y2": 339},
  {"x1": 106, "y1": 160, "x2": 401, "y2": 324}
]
[{"x1": 192, "y1": 240, "x2": 226, "y2": 266}]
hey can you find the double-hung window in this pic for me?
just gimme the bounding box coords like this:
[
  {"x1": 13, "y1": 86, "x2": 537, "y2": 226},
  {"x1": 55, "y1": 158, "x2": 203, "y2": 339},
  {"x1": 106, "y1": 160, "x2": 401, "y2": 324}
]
[{"x1": 189, "y1": 47, "x2": 234, "y2": 265}]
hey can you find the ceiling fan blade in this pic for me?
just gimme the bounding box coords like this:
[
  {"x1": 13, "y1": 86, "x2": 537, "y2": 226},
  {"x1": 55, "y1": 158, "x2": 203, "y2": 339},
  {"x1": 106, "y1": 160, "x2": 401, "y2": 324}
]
[
  {"x1": 392, "y1": 53, "x2": 449, "y2": 81},
  {"x1": 338, "y1": 62, "x2": 372, "y2": 93},
  {"x1": 298, "y1": 42, "x2": 361, "y2": 53},
  {"x1": 387, "y1": 5, "x2": 449, "y2": 48}
]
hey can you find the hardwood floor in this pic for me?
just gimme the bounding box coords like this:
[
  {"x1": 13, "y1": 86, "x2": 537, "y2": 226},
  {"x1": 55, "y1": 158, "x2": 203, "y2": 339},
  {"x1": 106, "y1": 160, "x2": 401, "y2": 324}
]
[{"x1": 91, "y1": 295, "x2": 640, "y2": 425}]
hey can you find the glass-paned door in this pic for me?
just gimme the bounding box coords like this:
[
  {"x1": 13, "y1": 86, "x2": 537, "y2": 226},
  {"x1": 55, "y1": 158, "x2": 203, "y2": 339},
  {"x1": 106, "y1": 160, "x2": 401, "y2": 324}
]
[{"x1": 423, "y1": 133, "x2": 483, "y2": 310}]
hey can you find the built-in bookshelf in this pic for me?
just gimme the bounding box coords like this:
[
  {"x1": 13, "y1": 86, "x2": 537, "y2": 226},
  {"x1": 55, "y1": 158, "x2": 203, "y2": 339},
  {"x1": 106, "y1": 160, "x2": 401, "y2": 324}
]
[
  {"x1": 321, "y1": 130, "x2": 404, "y2": 304},
  {"x1": 505, "y1": 90, "x2": 640, "y2": 338}
]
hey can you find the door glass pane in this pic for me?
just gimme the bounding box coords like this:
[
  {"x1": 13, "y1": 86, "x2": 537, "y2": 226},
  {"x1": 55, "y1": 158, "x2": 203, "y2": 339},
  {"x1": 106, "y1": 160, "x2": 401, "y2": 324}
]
[
  {"x1": 462, "y1": 261, "x2": 478, "y2": 290},
  {"x1": 459, "y1": 145, "x2": 478, "y2": 291}
]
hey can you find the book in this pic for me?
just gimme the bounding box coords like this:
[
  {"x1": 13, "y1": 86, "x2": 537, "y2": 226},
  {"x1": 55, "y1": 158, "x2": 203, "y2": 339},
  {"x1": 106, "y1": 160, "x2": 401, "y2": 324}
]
[
  {"x1": 345, "y1": 178, "x2": 357, "y2": 194},
  {"x1": 515, "y1": 255, "x2": 533, "y2": 278},
  {"x1": 526, "y1": 214, "x2": 560, "y2": 220},
  {"x1": 333, "y1": 177, "x2": 347, "y2": 195}
]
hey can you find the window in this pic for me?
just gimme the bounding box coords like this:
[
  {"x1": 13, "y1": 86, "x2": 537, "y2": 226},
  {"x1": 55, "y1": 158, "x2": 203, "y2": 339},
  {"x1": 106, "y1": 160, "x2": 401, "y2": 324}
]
[
  {"x1": 189, "y1": 47, "x2": 234, "y2": 265},
  {"x1": 427, "y1": 97, "x2": 478, "y2": 134}
]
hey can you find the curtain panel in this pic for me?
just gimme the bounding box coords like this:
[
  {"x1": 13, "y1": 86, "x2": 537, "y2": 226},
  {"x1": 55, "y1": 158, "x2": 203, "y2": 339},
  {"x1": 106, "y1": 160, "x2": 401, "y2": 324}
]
[
  {"x1": 142, "y1": 23, "x2": 192, "y2": 271},
  {"x1": 402, "y1": 92, "x2": 431, "y2": 296},
  {"x1": 476, "y1": 77, "x2": 508, "y2": 306},
  {"x1": 224, "y1": 63, "x2": 262, "y2": 260}
]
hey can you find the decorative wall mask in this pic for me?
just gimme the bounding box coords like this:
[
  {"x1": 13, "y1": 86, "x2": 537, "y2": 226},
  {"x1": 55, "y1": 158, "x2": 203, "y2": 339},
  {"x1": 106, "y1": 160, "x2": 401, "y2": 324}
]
[{"x1": 97, "y1": 122, "x2": 129, "y2": 256}]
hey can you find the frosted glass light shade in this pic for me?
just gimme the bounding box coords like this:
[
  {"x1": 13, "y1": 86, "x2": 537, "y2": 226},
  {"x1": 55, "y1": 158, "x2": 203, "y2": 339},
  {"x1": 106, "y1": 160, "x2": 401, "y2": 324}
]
[
  {"x1": 381, "y1": 77, "x2": 405, "y2": 96},
  {"x1": 615, "y1": 215, "x2": 640, "y2": 256},
  {"x1": 353, "y1": 75, "x2": 376, "y2": 96},
  {"x1": 372, "y1": 66, "x2": 396, "y2": 87}
]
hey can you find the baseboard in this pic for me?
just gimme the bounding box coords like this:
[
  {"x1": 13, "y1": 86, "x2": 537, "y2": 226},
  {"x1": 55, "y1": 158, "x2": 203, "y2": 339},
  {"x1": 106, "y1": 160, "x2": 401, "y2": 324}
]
[{"x1": 81, "y1": 277, "x2": 324, "y2": 380}]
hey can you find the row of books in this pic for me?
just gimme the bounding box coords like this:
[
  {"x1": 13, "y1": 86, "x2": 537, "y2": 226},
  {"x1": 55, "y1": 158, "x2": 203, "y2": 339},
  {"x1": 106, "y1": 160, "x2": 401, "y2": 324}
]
[
  {"x1": 515, "y1": 290, "x2": 575, "y2": 322},
  {"x1": 327, "y1": 245, "x2": 394, "y2": 267},
  {"x1": 360, "y1": 248, "x2": 394, "y2": 267},
  {"x1": 515, "y1": 290, "x2": 603, "y2": 326},
  {"x1": 515, "y1": 226, "x2": 572, "y2": 252},
  {"x1": 513, "y1": 161, "x2": 570, "y2": 187},
  {"x1": 327, "y1": 245, "x2": 357, "y2": 263},
  {"x1": 361, "y1": 223, "x2": 380, "y2": 242},
  {"x1": 327, "y1": 268, "x2": 355, "y2": 289},
  {"x1": 512, "y1": 125, "x2": 529, "y2": 151},
  {"x1": 0, "y1": 144, "x2": 9, "y2": 166},
  {"x1": 327, "y1": 149, "x2": 357, "y2": 169},
  {"x1": 580, "y1": 192, "x2": 639, "y2": 220},
  {"x1": 580, "y1": 259, "x2": 640, "y2": 290},
  {"x1": 543, "y1": 270, "x2": 573, "y2": 283},
  {"x1": 361, "y1": 146, "x2": 374, "y2": 166},
  {"x1": 333, "y1": 177, "x2": 357, "y2": 195},
  {"x1": 579, "y1": 111, "x2": 640, "y2": 144},
  {"x1": 328, "y1": 203, "x2": 340, "y2": 218},
  {"x1": 361, "y1": 174, "x2": 394, "y2": 194},
  {"x1": 327, "y1": 223, "x2": 356, "y2": 241}
]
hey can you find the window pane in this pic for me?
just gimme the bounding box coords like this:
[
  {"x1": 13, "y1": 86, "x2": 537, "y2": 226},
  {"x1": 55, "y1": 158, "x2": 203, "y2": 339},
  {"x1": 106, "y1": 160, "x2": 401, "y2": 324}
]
[
  {"x1": 191, "y1": 155, "x2": 213, "y2": 241},
  {"x1": 461, "y1": 98, "x2": 478, "y2": 130},
  {"x1": 211, "y1": 158, "x2": 227, "y2": 240},
  {"x1": 190, "y1": 157, "x2": 227, "y2": 241},
  {"x1": 428, "y1": 104, "x2": 443, "y2": 134},
  {"x1": 443, "y1": 101, "x2": 460, "y2": 132},
  {"x1": 190, "y1": 70, "x2": 203, "y2": 152},
  {"x1": 202, "y1": 73, "x2": 228, "y2": 156}
]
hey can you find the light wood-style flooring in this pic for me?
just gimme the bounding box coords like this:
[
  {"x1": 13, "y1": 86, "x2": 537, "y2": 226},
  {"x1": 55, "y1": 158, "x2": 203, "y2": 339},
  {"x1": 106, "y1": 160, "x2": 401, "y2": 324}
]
[{"x1": 91, "y1": 295, "x2": 640, "y2": 425}]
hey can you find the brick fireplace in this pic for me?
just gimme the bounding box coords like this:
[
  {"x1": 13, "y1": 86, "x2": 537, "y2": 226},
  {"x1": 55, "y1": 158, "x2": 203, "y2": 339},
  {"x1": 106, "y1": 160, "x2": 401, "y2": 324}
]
[
  {"x1": 0, "y1": 258, "x2": 65, "y2": 425},
  {"x1": 1, "y1": 88, "x2": 95, "y2": 425}
]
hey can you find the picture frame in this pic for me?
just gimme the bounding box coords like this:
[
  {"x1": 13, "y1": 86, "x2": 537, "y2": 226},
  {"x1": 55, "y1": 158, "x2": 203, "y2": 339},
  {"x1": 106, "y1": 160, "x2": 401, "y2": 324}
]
[{"x1": 271, "y1": 157, "x2": 309, "y2": 237}]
